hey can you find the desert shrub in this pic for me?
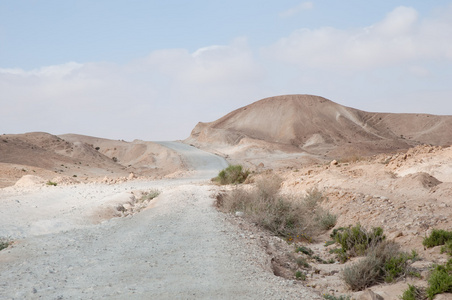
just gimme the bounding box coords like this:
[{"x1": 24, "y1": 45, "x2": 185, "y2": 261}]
[
  {"x1": 213, "y1": 165, "x2": 250, "y2": 185},
  {"x1": 296, "y1": 257, "x2": 310, "y2": 268},
  {"x1": 317, "y1": 211, "x2": 337, "y2": 230},
  {"x1": 331, "y1": 224, "x2": 385, "y2": 259},
  {"x1": 295, "y1": 270, "x2": 306, "y2": 280},
  {"x1": 423, "y1": 229, "x2": 452, "y2": 248},
  {"x1": 255, "y1": 173, "x2": 282, "y2": 198},
  {"x1": 441, "y1": 240, "x2": 452, "y2": 256},
  {"x1": 46, "y1": 180, "x2": 57, "y2": 186},
  {"x1": 401, "y1": 284, "x2": 427, "y2": 300},
  {"x1": 342, "y1": 255, "x2": 384, "y2": 291},
  {"x1": 140, "y1": 189, "x2": 160, "y2": 202},
  {"x1": 426, "y1": 259, "x2": 452, "y2": 299},
  {"x1": 303, "y1": 187, "x2": 324, "y2": 210},
  {"x1": 401, "y1": 284, "x2": 426, "y2": 300},
  {"x1": 296, "y1": 246, "x2": 314, "y2": 256},
  {"x1": 342, "y1": 241, "x2": 417, "y2": 291},
  {"x1": 215, "y1": 174, "x2": 335, "y2": 240},
  {"x1": 324, "y1": 240, "x2": 335, "y2": 247},
  {"x1": 0, "y1": 238, "x2": 11, "y2": 251}
]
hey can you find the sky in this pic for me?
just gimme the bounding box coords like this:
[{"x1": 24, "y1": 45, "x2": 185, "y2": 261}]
[{"x1": 1, "y1": 1, "x2": 452, "y2": 141}]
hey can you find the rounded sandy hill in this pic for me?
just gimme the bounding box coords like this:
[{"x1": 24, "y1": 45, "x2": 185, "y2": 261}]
[{"x1": 186, "y1": 94, "x2": 452, "y2": 166}]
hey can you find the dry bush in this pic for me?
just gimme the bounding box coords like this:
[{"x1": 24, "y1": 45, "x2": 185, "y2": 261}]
[
  {"x1": 216, "y1": 174, "x2": 336, "y2": 241},
  {"x1": 342, "y1": 240, "x2": 418, "y2": 291}
]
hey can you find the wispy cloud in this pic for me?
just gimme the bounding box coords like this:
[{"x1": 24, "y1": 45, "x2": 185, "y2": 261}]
[
  {"x1": 278, "y1": 2, "x2": 313, "y2": 18},
  {"x1": 266, "y1": 6, "x2": 452, "y2": 70}
]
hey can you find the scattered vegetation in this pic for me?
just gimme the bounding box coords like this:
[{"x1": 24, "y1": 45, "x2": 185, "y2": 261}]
[
  {"x1": 140, "y1": 189, "x2": 161, "y2": 202},
  {"x1": 46, "y1": 180, "x2": 57, "y2": 186},
  {"x1": 213, "y1": 165, "x2": 250, "y2": 185},
  {"x1": 295, "y1": 270, "x2": 306, "y2": 280},
  {"x1": 401, "y1": 284, "x2": 426, "y2": 300},
  {"x1": 296, "y1": 257, "x2": 310, "y2": 268},
  {"x1": 423, "y1": 229, "x2": 452, "y2": 249},
  {"x1": 296, "y1": 246, "x2": 314, "y2": 256},
  {"x1": 330, "y1": 224, "x2": 385, "y2": 262},
  {"x1": 215, "y1": 174, "x2": 336, "y2": 241},
  {"x1": 426, "y1": 259, "x2": 452, "y2": 299}
]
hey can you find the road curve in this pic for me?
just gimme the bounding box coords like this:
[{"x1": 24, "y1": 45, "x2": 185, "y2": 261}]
[{"x1": 156, "y1": 141, "x2": 229, "y2": 180}]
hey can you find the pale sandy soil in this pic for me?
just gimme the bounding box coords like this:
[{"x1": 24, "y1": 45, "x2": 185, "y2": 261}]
[{"x1": 0, "y1": 142, "x2": 320, "y2": 299}]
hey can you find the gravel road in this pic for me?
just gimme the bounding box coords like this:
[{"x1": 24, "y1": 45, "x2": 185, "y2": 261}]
[{"x1": 0, "y1": 142, "x2": 320, "y2": 299}]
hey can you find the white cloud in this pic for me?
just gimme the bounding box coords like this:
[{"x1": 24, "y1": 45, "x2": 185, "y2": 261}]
[
  {"x1": 278, "y1": 2, "x2": 313, "y2": 18},
  {"x1": 0, "y1": 40, "x2": 267, "y2": 140},
  {"x1": 265, "y1": 6, "x2": 452, "y2": 70}
]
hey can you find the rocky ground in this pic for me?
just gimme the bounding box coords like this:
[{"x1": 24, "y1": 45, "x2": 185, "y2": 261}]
[
  {"x1": 217, "y1": 144, "x2": 452, "y2": 299},
  {"x1": 1, "y1": 139, "x2": 452, "y2": 299}
]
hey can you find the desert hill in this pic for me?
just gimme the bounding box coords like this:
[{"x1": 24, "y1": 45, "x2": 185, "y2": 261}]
[
  {"x1": 0, "y1": 132, "x2": 184, "y2": 188},
  {"x1": 185, "y1": 94, "x2": 452, "y2": 167}
]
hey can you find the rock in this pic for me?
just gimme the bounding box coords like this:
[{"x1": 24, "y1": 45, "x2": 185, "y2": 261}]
[
  {"x1": 128, "y1": 173, "x2": 135, "y2": 180},
  {"x1": 388, "y1": 231, "x2": 403, "y2": 240},
  {"x1": 235, "y1": 211, "x2": 244, "y2": 217},
  {"x1": 330, "y1": 160, "x2": 338, "y2": 166},
  {"x1": 357, "y1": 289, "x2": 384, "y2": 300}
]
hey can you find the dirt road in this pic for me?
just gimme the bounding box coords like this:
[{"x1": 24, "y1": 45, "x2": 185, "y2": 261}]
[{"x1": 0, "y1": 142, "x2": 320, "y2": 299}]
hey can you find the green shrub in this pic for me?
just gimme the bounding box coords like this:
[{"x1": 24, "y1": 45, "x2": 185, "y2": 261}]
[
  {"x1": 426, "y1": 259, "x2": 452, "y2": 299},
  {"x1": 423, "y1": 229, "x2": 452, "y2": 248},
  {"x1": 213, "y1": 165, "x2": 250, "y2": 185},
  {"x1": 46, "y1": 180, "x2": 57, "y2": 186},
  {"x1": 324, "y1": 240, "x2": 335, "y2": 247},
  {"x1": 331, "y1": 224, "x2": 385, "y2": 260},
  {"x1": 296, "y1": 246, "x2": 314, "y2": 256},
  {"x1": 401, "y1": 284, "x2": 426, "y2": 300},
  {"x1": 295, "y1": 270, "x2": 306, "y2": 280}
]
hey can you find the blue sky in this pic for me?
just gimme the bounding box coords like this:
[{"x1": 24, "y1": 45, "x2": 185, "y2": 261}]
[{"x1": 1, "y1": 1, "x2": 452, "y2": 140}]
